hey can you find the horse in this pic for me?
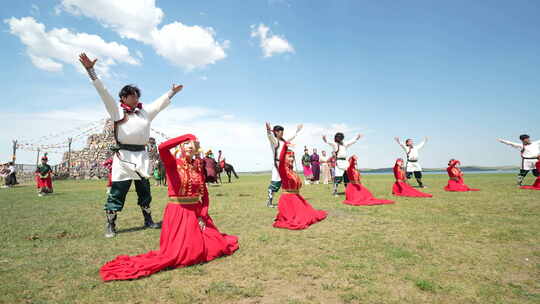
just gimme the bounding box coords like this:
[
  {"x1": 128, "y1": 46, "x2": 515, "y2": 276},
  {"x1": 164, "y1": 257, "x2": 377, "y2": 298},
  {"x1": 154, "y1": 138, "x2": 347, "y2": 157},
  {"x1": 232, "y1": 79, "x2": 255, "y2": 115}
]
[{"x1": 217, "y1": 162, "x2": 239, "y2": 183}]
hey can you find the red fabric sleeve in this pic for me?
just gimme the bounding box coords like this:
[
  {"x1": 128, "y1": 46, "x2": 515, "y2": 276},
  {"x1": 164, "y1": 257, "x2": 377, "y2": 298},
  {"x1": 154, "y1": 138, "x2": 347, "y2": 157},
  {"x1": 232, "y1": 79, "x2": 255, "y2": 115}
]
[{"x1": 279, "y1": 142, "x2": 290, "y2": 185}]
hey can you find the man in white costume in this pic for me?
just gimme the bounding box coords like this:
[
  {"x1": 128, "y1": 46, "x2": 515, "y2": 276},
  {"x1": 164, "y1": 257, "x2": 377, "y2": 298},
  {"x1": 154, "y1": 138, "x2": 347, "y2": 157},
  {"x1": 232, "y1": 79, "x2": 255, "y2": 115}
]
[
  {"x1": 265, "y1": 122, "x2": 303, "y2": 208},
  {"x1": 323, "y1": 132, "x2": 362, "y2": 196},
  {"x1": 79, "y1": 53, "x2": 183, "y2": 238},
  {"x1": 394, "y1": 137, "x2": 428, "y2": 188},
  {"x1": 498, "y1": 134, "x2": 540, "y2": 185}
]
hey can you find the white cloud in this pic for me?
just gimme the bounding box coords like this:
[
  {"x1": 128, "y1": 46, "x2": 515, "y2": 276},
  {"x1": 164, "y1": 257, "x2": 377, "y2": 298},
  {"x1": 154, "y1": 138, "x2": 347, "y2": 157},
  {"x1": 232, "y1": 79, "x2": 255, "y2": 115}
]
[
  {"x1": 59, "y1": 0, "x2": 229, "y2": 70},
  {"x1": 5, "y1": 17, "x2": 139, "y2": 76},
  {"x1": 251, "y1": 23, "x2": 294, "y2": 57},
  {"x1": 200, "y1": 76, "x2": 208, "y2": 81},
  {"x1": 61, "y1": 0, "x2": 163, "y2": 43},
  {"x1": 150, "y1": 22, "x2": 228, "y2": 70}
]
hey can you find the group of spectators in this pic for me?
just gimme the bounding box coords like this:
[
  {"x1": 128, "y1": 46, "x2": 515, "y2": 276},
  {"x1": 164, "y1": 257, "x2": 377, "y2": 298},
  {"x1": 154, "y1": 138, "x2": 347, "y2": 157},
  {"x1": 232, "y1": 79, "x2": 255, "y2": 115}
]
[{"x1": 301, "y1": 148, "x2": 337, "y2": 184}]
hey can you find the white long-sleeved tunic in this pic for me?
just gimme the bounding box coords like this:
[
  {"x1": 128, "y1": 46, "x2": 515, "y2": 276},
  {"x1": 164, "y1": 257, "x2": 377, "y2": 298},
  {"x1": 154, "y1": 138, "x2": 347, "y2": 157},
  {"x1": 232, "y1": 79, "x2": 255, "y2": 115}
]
[
  {"x1": 92, "y1": 79, "x2": 172, "y2": 181},
  {"x1": 499, "y1": 139, "x2": 540, "y2": 170}
]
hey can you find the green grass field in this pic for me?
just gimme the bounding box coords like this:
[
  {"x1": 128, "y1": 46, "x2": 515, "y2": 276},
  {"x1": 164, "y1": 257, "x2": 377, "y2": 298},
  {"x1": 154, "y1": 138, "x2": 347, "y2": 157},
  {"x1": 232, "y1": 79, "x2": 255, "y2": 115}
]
[{"x1": 0, "y1": 173, "x2": 538, "y2": 304}]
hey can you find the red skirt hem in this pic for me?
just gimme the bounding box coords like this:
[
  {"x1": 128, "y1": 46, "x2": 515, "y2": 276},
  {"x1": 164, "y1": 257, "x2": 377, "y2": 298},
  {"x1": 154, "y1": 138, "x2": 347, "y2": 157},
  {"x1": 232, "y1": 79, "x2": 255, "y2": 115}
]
[
  {"x1": 343, "y1": 184, "x2": 394, "y2": 206},
  {"x1": 392, "y1": 181, "x2": 432, "y2": 197},
  {"x1": 273, "y1": 193, "x2": 327, "y2": 230},
  {"x1": 444, "y1": 180, "x2": 480, "y2": 192}
]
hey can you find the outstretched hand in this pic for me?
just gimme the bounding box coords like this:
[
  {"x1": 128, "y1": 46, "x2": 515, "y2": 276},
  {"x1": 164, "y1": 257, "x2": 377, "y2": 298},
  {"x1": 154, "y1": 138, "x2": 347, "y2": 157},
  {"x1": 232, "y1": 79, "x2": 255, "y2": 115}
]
[
  {"x1": 79, "y1": 53, "x2": 97, "y2": 69},
  {"x1": 296, "y1": 124, "x2": 304, "y2": 133},
  {"x1": 356, "y1": 134, "x2": 363, "y2": 140},
  {"x1": 171, "y1": 84, "x2": 183, "y2": 94},
  {"x1": 394, "y1": 137, "x2": 400, "y2": 143},
  {"x1": 265, "y1": 122, "x2": 272, "y2": 132},
  {"x1": 322, "y1": 135, "x2": 328, "y2": 142}
]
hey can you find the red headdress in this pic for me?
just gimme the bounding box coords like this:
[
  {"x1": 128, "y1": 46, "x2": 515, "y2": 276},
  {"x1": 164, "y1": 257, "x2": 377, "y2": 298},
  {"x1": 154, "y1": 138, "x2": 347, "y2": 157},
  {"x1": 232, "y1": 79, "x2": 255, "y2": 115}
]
[
  {"x1": 449, "y1": 159, "x2": 460, "y2": 167},
  {"x1": 395, "y1": 158, "x2": 404, "y2": 166},
  {"x1": 41, "y1": 153, "x2": 48, "y2": 161}
]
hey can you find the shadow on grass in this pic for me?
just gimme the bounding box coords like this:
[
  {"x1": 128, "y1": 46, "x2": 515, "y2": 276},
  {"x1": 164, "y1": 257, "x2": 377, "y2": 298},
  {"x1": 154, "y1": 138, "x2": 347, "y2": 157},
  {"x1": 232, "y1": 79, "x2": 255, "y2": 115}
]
[{"x1": 116, "y1": 221, "x2": 163, "y2": 234}]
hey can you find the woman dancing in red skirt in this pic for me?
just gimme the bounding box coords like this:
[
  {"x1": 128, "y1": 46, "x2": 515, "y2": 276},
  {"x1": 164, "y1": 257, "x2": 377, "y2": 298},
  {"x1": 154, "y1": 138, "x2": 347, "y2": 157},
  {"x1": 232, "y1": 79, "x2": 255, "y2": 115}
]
[
  {"x1": 444, "y1": 159, "x2": 480, "y2": 192},
  {"x1": 273, "y1": 142, "x2": 327, "y2": 230},
  {"x1": 100, "y1": 134, "x2": 239, "y2": 281},
  {"x1": 520, "y1": 156, "x2": 540, "y2": 190},
  {"x1": 343, "y1": 156, "x2": 394, "y2": 206},
  {"x1": 392, "y1": 158, "x2": 432, "y2": 197}
]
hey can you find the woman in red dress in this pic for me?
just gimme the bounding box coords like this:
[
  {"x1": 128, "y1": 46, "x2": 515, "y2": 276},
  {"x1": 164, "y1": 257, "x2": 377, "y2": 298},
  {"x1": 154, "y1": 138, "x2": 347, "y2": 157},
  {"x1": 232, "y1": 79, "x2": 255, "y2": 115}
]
[
  {"x1": 392, "y1": 158, "x2": 432, "y2": 197},
  {"x1": 35, "y1": 155, "x2": 53, "y2": 196},
  {"x1": 520, "y1": 157, "x2": 540, "y2": 190},
  {"x1": 444, "y1": 159, "x2": 480, "y2": 192},
  {"x1": 273, "y1": 142, "x2": 327, "y2": 230},
  {"x1": 343, "y1": 156, "x2": 394, "y2": 206},
  {"x1": 100, "y1": 134, "x2": 239, "y2": 281}
]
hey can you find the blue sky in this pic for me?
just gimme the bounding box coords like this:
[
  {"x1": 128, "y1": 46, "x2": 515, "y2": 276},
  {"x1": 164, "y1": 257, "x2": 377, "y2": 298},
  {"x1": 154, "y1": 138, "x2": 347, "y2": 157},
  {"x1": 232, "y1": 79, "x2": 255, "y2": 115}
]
[{"x1": 1, "y1": 0, "x2": 539, "y2": 171}]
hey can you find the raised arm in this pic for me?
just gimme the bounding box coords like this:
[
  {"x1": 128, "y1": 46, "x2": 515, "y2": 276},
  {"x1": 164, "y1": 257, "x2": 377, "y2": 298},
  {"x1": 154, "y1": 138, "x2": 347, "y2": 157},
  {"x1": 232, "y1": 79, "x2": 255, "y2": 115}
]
[
  {"x1": 285, "y1": 124, "x2": 303, "y2": 142},
  {"x1": 79, "y1": 53, "x2": 123, "y2": 121},
  {"x1": 345, "y1": 134, "x2": 363, "y2": 148},
  {"x1": 417, "y1": 137, "x2": 427, "y2": 150},
  {"x1": 322, "y1": 135, "x2": 337, "y2": 150},
  {"x1": 497, "y1": 138, "x2": 523, "y2": 149},
  {"x1": 158, "y1": 135, "x2": 190, "y2": 169},
  {"x1": 278, "y1": 142, "x2": 290, "y2": 183},
  {"x1": 394, "y1": 137, "x2": 407, "y2": 151},
  {"x1": 146, "y1": 84, "x2": 183, "y2": 120},
  {"x1": 266, "y1": 123, "x2": 278, "y2": 148}
]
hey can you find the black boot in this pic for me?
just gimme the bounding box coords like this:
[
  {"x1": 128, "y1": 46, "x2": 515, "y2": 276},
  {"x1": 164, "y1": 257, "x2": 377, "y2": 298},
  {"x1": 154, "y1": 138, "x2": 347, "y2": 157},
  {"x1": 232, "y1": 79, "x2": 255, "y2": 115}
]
[
  {"x1": 105, "y1": 211, "x2": 117, "y2": 238},
  {"x1": 416, "y1": 178, "x2": 424, "y2": 188},
  {"x1": 141, "y1": 207, "x2": 160, "y2": 229},
  {"x1": 517, "y1": 174, "x2": 524, "y2": 186}
]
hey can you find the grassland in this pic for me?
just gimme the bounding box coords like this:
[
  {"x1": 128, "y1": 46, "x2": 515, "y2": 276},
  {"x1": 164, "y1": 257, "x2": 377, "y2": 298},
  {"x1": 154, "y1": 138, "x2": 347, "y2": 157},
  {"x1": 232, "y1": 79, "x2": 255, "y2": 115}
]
[{"x1": 0, "y1": 173, "x2": 538, "y2": 303}]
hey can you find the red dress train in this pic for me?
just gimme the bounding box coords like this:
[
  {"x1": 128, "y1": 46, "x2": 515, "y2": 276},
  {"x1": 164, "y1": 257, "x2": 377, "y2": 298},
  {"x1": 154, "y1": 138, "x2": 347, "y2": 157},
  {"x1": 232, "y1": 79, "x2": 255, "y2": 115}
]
[
  {"x1": 444, "y1": 160, "x2": 480, "y2": 192},
  {"x1": 392, "y1": 160, "x2": 432, "y2": 197},
  {"x1": 100, "y1": 134, "x2": 239, "y2": 281},
  {"x1": 273, "y1": 143, "x2": 327, "y2": 230},
  {"x1": 342, "y1": 157, "x2": 394, "y2": 206}
]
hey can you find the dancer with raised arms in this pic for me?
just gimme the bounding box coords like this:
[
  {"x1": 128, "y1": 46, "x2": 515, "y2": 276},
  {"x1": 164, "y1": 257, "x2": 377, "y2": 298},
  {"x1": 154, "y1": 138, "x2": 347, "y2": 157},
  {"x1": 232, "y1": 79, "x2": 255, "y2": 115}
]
[
  {"x1": 265, "y1": 122, "x2": 303, "y2": 208},
  {"x1": 498, "y1": 135, "x2": 540, "y2": 185},
  {"x1": 394, "y1": 137, "x2": 428, "y2": 188},
  {"x1": 323, "y1": 132, "x2": 362, "y2": 196},
  {"x1": 79, "y1": 53, "x2": 183, "y2": 238}
]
